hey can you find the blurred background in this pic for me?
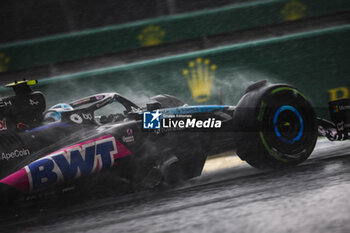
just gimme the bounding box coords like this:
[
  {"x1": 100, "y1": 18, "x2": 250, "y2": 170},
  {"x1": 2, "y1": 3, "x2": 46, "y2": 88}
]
[{"x1": 0, "y1": 0, "x2": 349, "y2": 115}]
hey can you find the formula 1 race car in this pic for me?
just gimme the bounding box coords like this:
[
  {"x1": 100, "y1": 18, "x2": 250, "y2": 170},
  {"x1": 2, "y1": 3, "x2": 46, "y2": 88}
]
[{"x1": 0, "y1": 80, "x2": 349, "y2": 205}]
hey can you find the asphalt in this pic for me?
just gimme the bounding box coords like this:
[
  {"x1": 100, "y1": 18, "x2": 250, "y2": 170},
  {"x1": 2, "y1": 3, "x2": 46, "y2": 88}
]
[{"x1": 1, "y1": 138, "x2": 349, "y2": 233}]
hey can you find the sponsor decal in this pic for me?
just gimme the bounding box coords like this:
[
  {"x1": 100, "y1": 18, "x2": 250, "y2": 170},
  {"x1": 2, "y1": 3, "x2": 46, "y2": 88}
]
[
  {"x1": 1, "y1": 148, "x2": 30, "y2": 161},
  {"x1": 333, "y1": 105, "x2": 340, "y2": 113},
  {"x1": 338, "y1": 105, "x2": 350, "y2": 111},
  {"x1": 332, "y1": 104, "x2": 350, "y2": 113},
  {"x1": 336, "y1": 121, "x2": 350, "y2": 131},
  {"x1": 29, "y1": 99, "x2": 39, "y2": 106},
  {"x1": 70, "y1": 113, "x2": 83, "y2": 124},
  {"x1": 0, "y1": 119, "x2": 6, "y2": 131},
  {"x1": 0, "y1": 135, "x2": 131, "y2": 193},
  {"x1": 96, "y1": 95, "x2": 104, "y2": 100},
  {"x1": 0, "y1": 53, "x2": 10, "y2": 72},
  {"x1": 0, "y1": 99, "x2": 12, "y2": 108},
  {"x1": 123, "y1": 128, "x2": 135, "y2": 143},
  {"x1": 337, "y1": 121, "x2": 344, "y2": 131},
  {"x1": 126, "y1": 128, "x2": 133, "y2": 136},
  {"x1": 82, "y1": 113, "x2": 93, "y2": 120},
  {"x1": 280, "y1": 0, "x2": 306, "y2": 21},
  {"x1": 138, "y1": 25, "x2": 166, "y2": 47},
  {"x1": 122, "y1": 136, "x2": 134, "y2": 143},
  {"x1": 182, "y1": 57, "x2": 216, "y2": 103}
]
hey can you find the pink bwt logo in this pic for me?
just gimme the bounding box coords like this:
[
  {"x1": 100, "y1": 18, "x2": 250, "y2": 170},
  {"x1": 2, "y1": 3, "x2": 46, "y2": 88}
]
[{"x1": 0, "y1": 135, "x2": 132, "y2": 193}]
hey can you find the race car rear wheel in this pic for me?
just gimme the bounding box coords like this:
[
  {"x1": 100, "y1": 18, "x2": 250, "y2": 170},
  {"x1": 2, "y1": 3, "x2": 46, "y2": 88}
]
[{"x1": 234, "y1": 81, "x2": 317, "y2": 169}]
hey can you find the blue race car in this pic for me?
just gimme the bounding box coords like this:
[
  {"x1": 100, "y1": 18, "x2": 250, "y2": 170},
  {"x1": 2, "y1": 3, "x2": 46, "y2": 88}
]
[{"x1": 0, "y1": 80, "x2": 348, "y2": 205}]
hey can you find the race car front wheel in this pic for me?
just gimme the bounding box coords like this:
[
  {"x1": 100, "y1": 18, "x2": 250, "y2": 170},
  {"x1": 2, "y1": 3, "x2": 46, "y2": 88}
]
[{"x1": 234, "y1": 81, "x2": 317, "y2": 169}]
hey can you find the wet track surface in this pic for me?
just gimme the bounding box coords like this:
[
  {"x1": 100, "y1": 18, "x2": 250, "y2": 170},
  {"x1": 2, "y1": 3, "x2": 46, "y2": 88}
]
[{"x1": 1, "y1": 139, "x2": 350, "y2": 233}]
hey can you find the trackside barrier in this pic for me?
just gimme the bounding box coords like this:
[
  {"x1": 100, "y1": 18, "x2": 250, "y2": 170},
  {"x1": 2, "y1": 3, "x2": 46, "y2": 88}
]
[
  {"x1": 0, "y1": 0, "x2": 349, "y2": 72},
  {"x1": 0, "y1": 25, "x2": 349, "y2": 118}
]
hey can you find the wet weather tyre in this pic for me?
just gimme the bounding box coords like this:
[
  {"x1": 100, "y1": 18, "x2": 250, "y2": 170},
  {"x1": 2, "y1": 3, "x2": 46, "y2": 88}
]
[{"x1": 234, "y1": 82, "x2": 317, "y2": 169}]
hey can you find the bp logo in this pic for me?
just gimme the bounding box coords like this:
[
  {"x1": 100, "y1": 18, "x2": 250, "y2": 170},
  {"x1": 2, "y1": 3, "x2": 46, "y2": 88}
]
[
  {"x1": 281, "y1": 0, "x2": 307, "y2": 21},
  {"x1": 143, "y1": 110, "x2": 162, "y2": 129},
  {"x1": 0, "y1": 53, "x2": 10, "y2": 72},
  {"x1": 182, "y1": 57, "x2": 217, "y2": 103},
  {"x1": 138, "y1": 25, "x2": 166, "y2": 47}
]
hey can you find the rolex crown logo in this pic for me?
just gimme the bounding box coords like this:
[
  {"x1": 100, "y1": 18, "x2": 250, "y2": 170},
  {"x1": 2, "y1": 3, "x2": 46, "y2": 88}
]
[
  {"x1": 281, "y1": 0, "x2": 307, "y2": 21},
  {"x1": 0, "y1": 53, "x2": 10, "y2": 72},
  {"x1": 182, "y1": 58, "x2": 217, "y2": 103},
  {"x1": 138, "y1": 25, "x2": 166, "y2": 47}
]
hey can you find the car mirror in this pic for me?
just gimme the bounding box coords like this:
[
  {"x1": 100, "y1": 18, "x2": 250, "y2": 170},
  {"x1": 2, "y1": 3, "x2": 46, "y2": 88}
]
[{"x1": 147, "y1": 101, "x2": 161, "y2": 111}]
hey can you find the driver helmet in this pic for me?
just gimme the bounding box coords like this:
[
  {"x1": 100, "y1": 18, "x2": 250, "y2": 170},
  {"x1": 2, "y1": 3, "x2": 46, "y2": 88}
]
[{"x1": 44, "y1": 103, "x2": 74, "y2": 122}]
